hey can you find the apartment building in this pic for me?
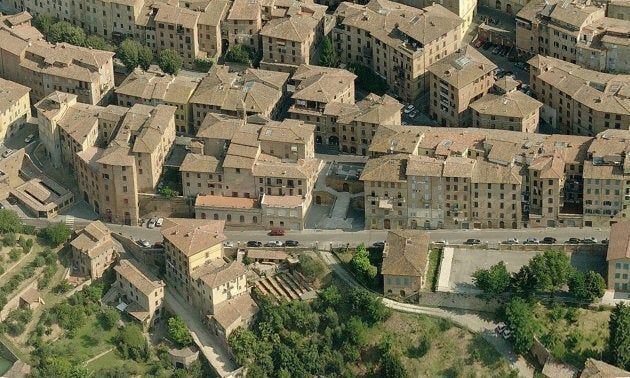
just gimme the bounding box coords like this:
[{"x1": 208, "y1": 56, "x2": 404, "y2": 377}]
[
  {"x1": 162, "y1": 218, "x2": 226, "y2": 301},
  {"x1": 469, "y1": 79, "x2": 543, "y2": 133},
  {"x1": 0, "y1": 13, "x2": 114, "y2": 105},
  {"x1": 382, "y1": 230, "x2": 430, "y2": 297},
  {"x1": 607, "y1": 0, "x2": 630, "y2": 20},
  {"x1": 185, "y1": 115, "x2": 320, "y2": 230},
  {"x1": 0, "y1": 77, "x2": 30, "y2": 142},
  {"x1": 607, "y1": 221, "x2": 630, "y2": 292},
  {"x1": 428, "y1": 45, "x2": 496, "y2": 127},
  {"x1": 333, "y1": 0, "x2": 463, "y2": 102},
  {"x1": 362, "y1": 125, "x2": 600, "y2": 230},
  {"x1": 190, "y1": 259, "x2": 247, "y2": 315},
  {"x1": 189, "y1": 65, "x2": 289, "y2": 131},
  {"x1": 73, "y1": 103, "x2": 176, "y2": 225},
  {"x1": 70, "y1": 221, "x2": 119, "y2": 280},
  {"x1": 515, "y1": 0, "x2": 629, "y2": 73},
  {"x1": 116, "y1": 68, "x2": 201, "y2": 133},
  {"x1": 113, "y1": 259, "x2": 165, "y2": 328},
  {"x1": 576, "y1": 17, "x2": 630, "y2": 74},
  {"x1": 224, "y1": 0, "x2": 263, "y2": 50},
  {"x1": 153, "y1": 2, "x2": 200, "y2": 68},
  {"x1": 259, "y1": 2, "x2": 328, "y2": 72},
  {"x1": 529, "y1": 55, "x2": 630, "y2": 135}
]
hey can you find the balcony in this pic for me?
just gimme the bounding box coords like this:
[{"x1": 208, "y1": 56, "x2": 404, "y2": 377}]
[{"x1": 439, "y1": 81, "x2": 449, "y2": 91}]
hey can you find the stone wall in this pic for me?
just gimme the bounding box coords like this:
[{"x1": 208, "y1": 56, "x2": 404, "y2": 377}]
[
  {"x1": 416, "y1": 291, "x2": 504, "y2": 313},
  {"x1": 313, "y1": 191, "x2": 335, "y2": 205},
  {"x1": 325, "y1": 176, "x2": 363, "y2": 194}
]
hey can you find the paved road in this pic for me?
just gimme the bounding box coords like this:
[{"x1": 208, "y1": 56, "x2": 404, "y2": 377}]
[
  {"x1": 165, "y1": 288, "x2": 238, "y2": 377},
  {"x1": 320, "y1": 251, "x2": 534, "y2": 378}
]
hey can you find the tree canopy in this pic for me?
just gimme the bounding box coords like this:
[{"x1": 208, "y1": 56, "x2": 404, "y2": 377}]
[
  {"x1": 349, "y1": 244, "x2": 378, "y2": 286},
  {"x1": 114, "y1": 324, "x2": 151, "y2": 362},
  {"x1": 167, "y1": 316, "x2": 193, "y2": 347},
  {"x1": 0, "y1": 209, "x2": 22, "y2": 234},
  {"x1": 319, "y1": 37, "x2": 338, "y2": 67},
  {"x1": 158, "y1": 49, "x2": 183, "y2": 75},
  {"x1": 505, "y1": 297, "x2": 537, "y2": 354},
  {"x1": 224, "y1": 44, "x2": 252, "y2": 65},
  {"x1": 608, "y1": 303, "x2": 630, "y2": 370},
  {"x1": 42, "y1": 222, "x2": 72, "y2": 247},
  {"x1": 472, "y1": 261, "x2": 511, "y2": 294},
  {"x1": 569, "y1": 270, "x2": 606, "y2": 302},
  {"x1": 528, "y1": 250, "x2": 572, "y2": 292}
]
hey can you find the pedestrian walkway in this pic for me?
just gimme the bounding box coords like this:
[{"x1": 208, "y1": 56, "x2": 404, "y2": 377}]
[{"x1": 65, "y1": 215, "x2": 75, "y2": 230}]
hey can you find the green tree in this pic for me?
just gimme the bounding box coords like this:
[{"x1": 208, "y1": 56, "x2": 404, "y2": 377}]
[
  {"x1": 228, "y1": 327, "x2": 258, "y2": 365},
  {"x1": 319, "y1": 37, "x2": 338, "y2": 67},
  {"x1": 529, "y1": 250, "x2": 572, "y2": 292},
  {"x1": 3, "y1": 232, "x2": 16, "y2": 247},
  {"x1": 168, "y1": 316, "x2": 193, "y2": 347},
  {"x1": 511, "y1": 265, "x2": 537, "y2": 296},
  {"x1": 298, "y1": 253, "x2": 324, "y2": 282},
  {"x1": 48, "y1": 21, "x2": 86, "y2": 45},
  {"x1": 318, "y1": 285, "x2": 341, "y2": 309},
  {"x1": 116, "y1": 39, "x2": 140, "y2": 72},
  {"x1": 138, "y1": 46, "x2": 154, "y2": 71},
  {"x1": 0, "y1": 209, "x2": 22, "y2": 233},
  {"x1": 348, "y1": 288, "x2": 391, "y2": 325},
  {"x1": 194, "y1": 57, "x2": 213, "y2": 72},
  {"x1": 608, "y1": 303, "x2": 630, "y2": 370},
  {"x1": 349, "y1": 244, "x2": 377, "y2": 285},
  {"x1": 114, "y1": 324, "x2": 151, "y2": 361},
  {"x1": 379, "y1": 351, "x2": 407, "y2": 378},
  {"x1": 583, "y1": 270, "x2": 606, "y2": 301},
  {"x1": 224, "y1": 44, "x2": 252, "y2": 65},
  {"x1": 85, "y1": 35, "x2": 114, "y2": 51},
  {"x1": 473, "y1": 261, "x2": 511, "y2": 294},
  {"x1": 158, "y1": 49, "x2": 183, "y2": 75},
  {"x1": 347, "y1": 63, "x2": 388, "y2": 95},
  {"x1": 34, "y1": 13, "x2": 57, "y2": 35},
  {"x1": 42, "y1": 222, "x2": 72, "y2": 246},
  {"x1": 505, "y1": 297, "x2": 536, "y2": 354},
  {"x1": 99, "y1": 308, "x2": 120, "y2": 330}
]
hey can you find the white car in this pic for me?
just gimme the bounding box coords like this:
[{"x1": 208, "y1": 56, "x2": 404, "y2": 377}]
[
  {"x1": 137, "y1": 239, "x2": 151, "y2": 248},
  {"x1": 24, "y1": 134, "x2": 35, "y2": 143},
  {"x1": 1, "y1": 149, "x2": 13, "y2": 158},
  {"x1": 223, "y1": 241, "x2": 235, "y2": 248},
  {"x1": 147, "y1": 218, "x2": 157, "y2": 228},
  {"x1": 502, "y1": 329, "x2": 512, "y2": 339},
  {"x1": 409, "y1": 110, "x2": 419, "y2": 118},
  {"x1": 403, "y1": 104, "x2": 415, "y2": 114},
  {"x1": 264, "y1": 240, "x2": 283, "y2": 247},
  {"x1": 155, "y1": 217, "x2": 164, "y2": 227}
]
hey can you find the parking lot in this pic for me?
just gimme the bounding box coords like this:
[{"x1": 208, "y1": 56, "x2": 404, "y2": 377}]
[{"x1": 443, "y1": 247, "x2": 607, "y2": 294}]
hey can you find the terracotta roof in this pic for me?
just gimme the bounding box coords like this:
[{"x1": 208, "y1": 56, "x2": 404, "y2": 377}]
[
  {"x1": 541, "y1": 359, "x2": 578, "y2": 378},
  {"x1": 368, "y1": 124, "x2": 423, "y2": 154},
  {"x1": 607, "y1": 221, "x2": 630, "y2": 261},
  {"x1": 195, "y1": 194, "x2": 258, "y2": 209},
  {"x1": 252, "y1": 157, "x2": 320, "y2": 179},
  {"x1": 381, "y1": 230, "x2": 430, "y2": 277},
  {"x1": 291, "y1": 65, "x2": 356, "y2": 103},
  {"x1": 360, "y1": 153, "x2": 407, "y2": 182},
  {"x1": 115, "y1": 68, "x2": 200, "y2": 104},
  {"x1": 228, "y1": 0, "x2": 261, "y2": 20},
  {"x1": 580, "y1": 358, "x2": 630, "y2": 378},
  {"x1": 258, "y1": 119, "x2": 314, "y2": 144},
  {"x1": 469, "y1": 90, "x2": 543, "y2": 118},
  {"x1": 70, "y1": 221, "x2": 114, "y2": 258},
  {"x1": 0, "y1": 78, "x2": 30, "y2": 113},
  {"x1": 443, "y1": 156, "x2": 476, "y2": 177},
  {"x1": 336, "y1": 94, "x2": 402, "y2": 125},
  {"x1": 211, "y1": 292, "x2": 259, "y2": 331},
  {"x1": 197, "y1": 114, "x2": 245, "y2": 140},
  {"x1": 428, "y1": 45, "x2": 496, "y2": 88},
  {"x1": 115, "y1": 259, "x2": 165, "y2": 296},
  {"x1": 406, "y1": 155, "x2": 443, "y2": 177},
  {"x1": 154, "y1": 3, "x2": 200, "y2": 28},
  {"x1": 583, "y1": 162, "x2": 624, "y2": 180},
  {"x1": 198, "y1": 0, "x2": 230, "y2": 27},
  {"x1": 161, "y1": 218, "x2": 226, "y2": 256},
  {"x1": 197, "y1": 260, "x2": 246, "y2": 288},
  {"x1": 260, "y1": 14, "x2": 319, "y2": 41},
  {"x1": 261, "y1": 194, "x2": 304, "y2": 208},
  {"x1": 472, "y1": 158, "x2": 521, "y2": 184},
  {"x1": 180, "y1": 153, "x2": 222, "y2": 173},
  {"x1": 20, "y1": 287, "x2": 42, "y2": 305}
]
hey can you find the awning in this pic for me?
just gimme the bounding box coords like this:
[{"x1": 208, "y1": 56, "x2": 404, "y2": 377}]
[{"x1": 116, "y1": 302, "x2": 128, "y2": 312}]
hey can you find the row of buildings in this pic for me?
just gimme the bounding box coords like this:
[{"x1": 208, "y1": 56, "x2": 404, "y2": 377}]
[
  {"x1": 69, "y1": 218, "x2": 258, "y2": 339},
  {"x1": 360, "y1": 124, "x2": 630, "y2": 230},
  {"x1": 0, "y1": 12, "x2": 115, "y2": 106},
  {"x1": 515, "y1": 0, "x2": 630, "y2": 74}
]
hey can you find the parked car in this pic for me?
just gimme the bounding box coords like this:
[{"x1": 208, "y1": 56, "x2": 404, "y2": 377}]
[
  {"x1": 408, "y1": 110, "x2": 419, "y2": 118},
  {"x1": 373, "y1": 241, "x2": 386, "y2": 248},
  {"x1": 247, "y1": 241, "x2": 262, "y2": 248},
  {"x1": 495, "y1": 322, "x2": 507, "y2": 334},
  {"x1": 502, "y1": 238, "x2": 518, "y2": 245},
  {"x1": 264, "y1": 241, "x2": 283, "y2": 247},
  {"x1": 24, "y1": 134, "x2": 35, "y2": 143},
  {"x1": 492, "y1": 45, "x2": 502, "y2": 54},
  {"x1": 524, "y1": 238, "x2": 539, "y2": 244},
  {"x1": 223, "y1": 241, "x2": 235, "y2": 248},
  {"x1": 153, "y1": 242, "x2": 163, "y2": 249},
  {"x1": 566, "y1": 237, "x2": 581, "y2": 244},
  {"x1": 137, "y1": 239, "x2": 151, "y2": 248},
  {"x1": 581, "y1": 237, "x2": 597, "y2": 244},
  {"x1": 155, "y1": 217, "x2": 164, "y2": 227},
  {"x1": 542, "y1": 237, "x2": 557, "y2": 244},
  {"x1": 403, "y1": 104, "x2": 415, "y2": 114},
  {"x1": 502, "y1": 329, "x2": 512, "y2": 339},
  {"x1": 473, "y1": 39, "x2": 485, "y2": 48},
  {"x1": 147, "y1": 218, "x2": 157, "y2": 228},
  {"x1": 464, "y1": 239, "x2": 481, "y2": 245},
  {"x1": 433, "y1": 239, "x2": 448, "y2": 245},
  {"x1": 1, "y1": 149, "x2": 14, "y2": 158},
  {"x1": 601, "y1": 239, "x2": 609, "y2": 245},
  {"x1": 284, "y1": 240, "x2": 299, "y2": 247},
  {"x1": 269, "y1": 229, "x2": 286, "y2": 236}
]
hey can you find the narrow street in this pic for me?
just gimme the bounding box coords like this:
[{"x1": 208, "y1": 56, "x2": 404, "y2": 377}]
[{"x1": 320, "y1": 251, "x2": 535, "y2": 378}]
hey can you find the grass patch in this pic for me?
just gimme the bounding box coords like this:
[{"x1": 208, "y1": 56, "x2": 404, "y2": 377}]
[
  {"x1": 86, "y1": 349, "x2": 146, "y2": 374},
  {"x1": 534, "y1": 303, "x2": 609, "y2": 368},
  {"x1": 361, "y1": 311, "x2": 514, "y2": 377},
  {"x1": 424, "y1": 249, "x2": 441, "y2": 292},
  {"x1": 53, "y1": 316, "x2": 119, "y2": 362}
]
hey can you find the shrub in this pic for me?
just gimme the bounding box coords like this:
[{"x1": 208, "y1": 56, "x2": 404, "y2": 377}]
[
  {"x1": 3, "y1": 233, "x2": 16, "y2": 247},
  {"x1": 9, "y1": 248, "x2": 21, "y2": 262}
]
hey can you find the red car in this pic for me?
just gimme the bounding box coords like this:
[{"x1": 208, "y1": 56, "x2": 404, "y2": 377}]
[
  {"x1": 473, "y1": 39, "x2": 485, "y2": 48},
  {"x1": 268, "y1": 229, "x2": 286, "y2": 236}
]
